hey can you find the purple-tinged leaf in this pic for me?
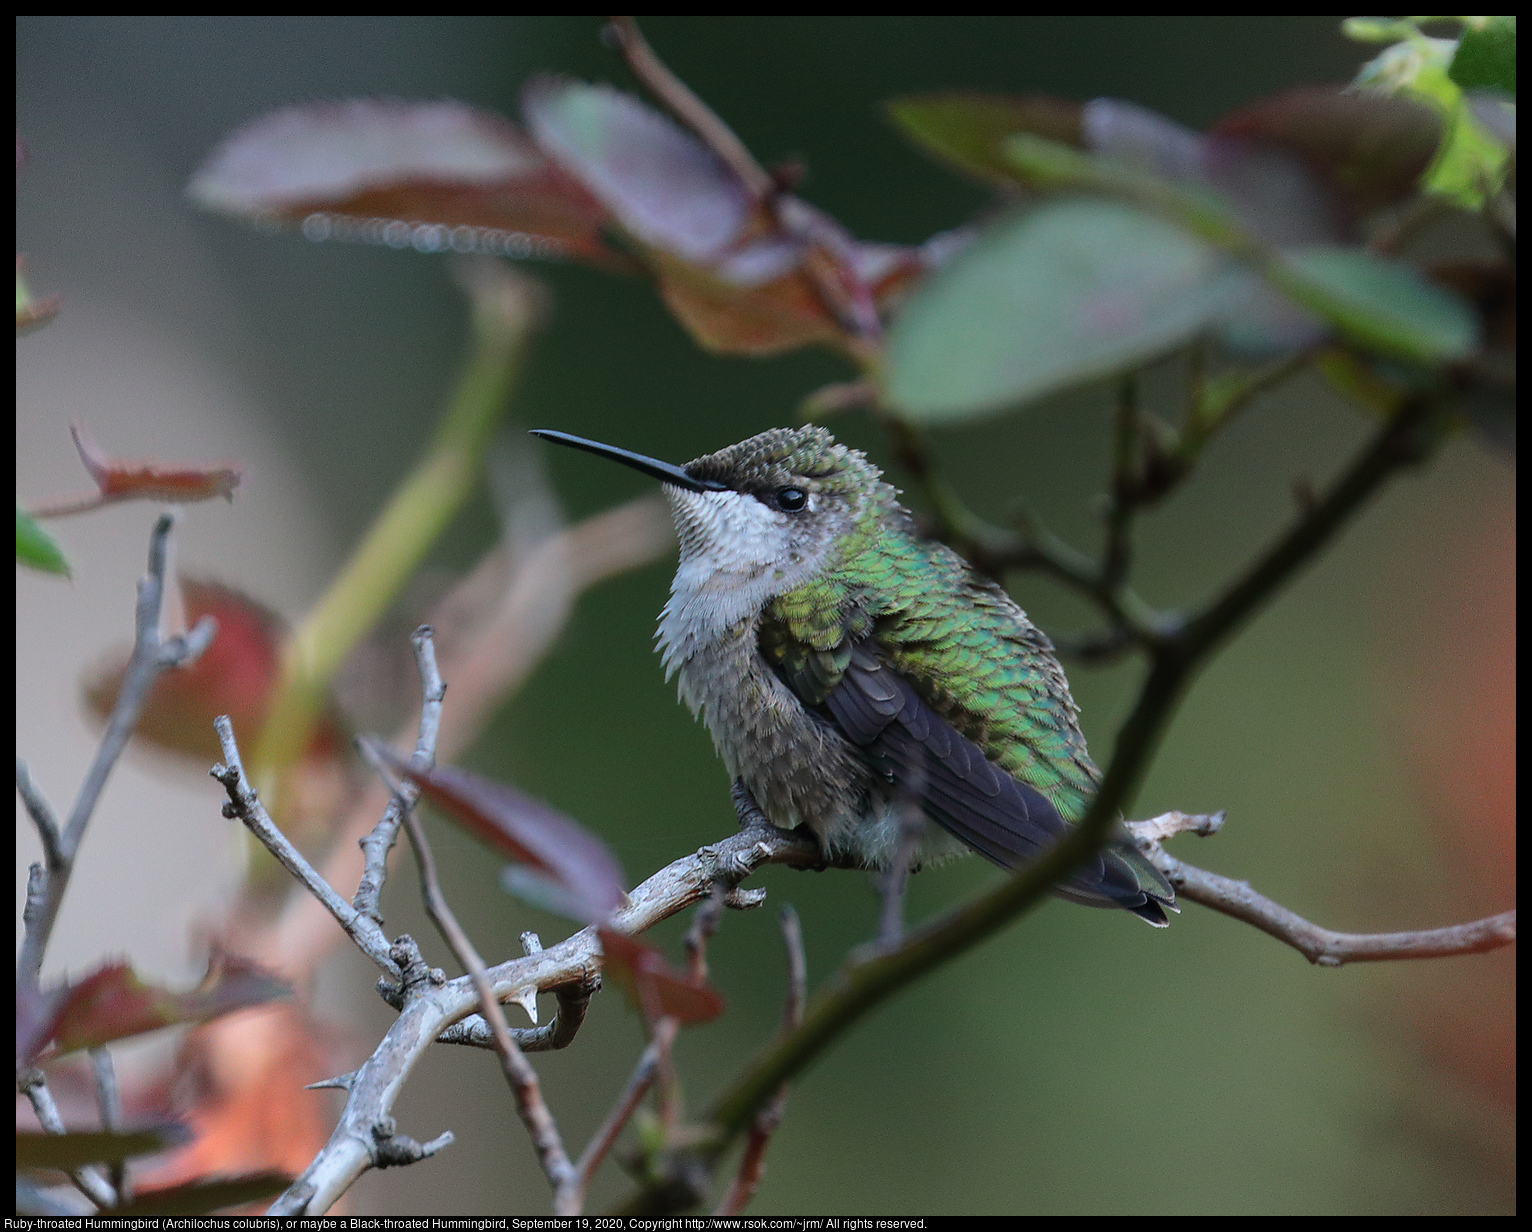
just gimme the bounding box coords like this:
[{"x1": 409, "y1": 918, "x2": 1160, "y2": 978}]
[
  {"x1": 1083, "y1": 98, "x2": 1345, "y2": 245},
  {"x1": 1081, "y1": 97, "x2": 1205, "y2": 184},
  {"x1": 1210, "y1": 87, "x2": 1442, "y2": 216},
  {"x1": 598, "y1": 928, "x2": 725, "y2": 1026},
  {"x1": 384, "y1": 751, "x2": 627, "y2": 922},
  {"x1": 523, "y1": 76, "x2": 751, "y2": 264},
  {"x1": 523, "y1": 76, "x2": 922, "y2": 356},
  {"x1": 187, "y1": 99, "x2": 625, "y2": 269}
]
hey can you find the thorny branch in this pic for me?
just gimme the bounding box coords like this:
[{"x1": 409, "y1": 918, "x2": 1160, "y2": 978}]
[
  {"x1": 17, "y1": 512, "x2": 218, "y2": 987},
  {"x1": 606, "y1": 16, "x2": 882, "y2": 347},
  {"x1": 355, "y1": 648, "x2": 579, "y2": 1204},
  {"x1": 269, "y1": 824, "x2": 820, "y2": 1215}
]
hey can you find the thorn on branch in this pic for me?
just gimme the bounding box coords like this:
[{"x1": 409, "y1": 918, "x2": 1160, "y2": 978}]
[{"x1": 306, "y1": 1071, "x2": 359, "y2": 1092}]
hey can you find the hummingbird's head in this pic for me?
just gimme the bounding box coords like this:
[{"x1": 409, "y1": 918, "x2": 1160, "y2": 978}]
[{"x1": 531, "y1": 425, "x2": 895, "y2": 614}]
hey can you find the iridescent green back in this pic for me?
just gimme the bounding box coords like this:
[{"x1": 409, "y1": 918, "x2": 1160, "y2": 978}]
[{"x1": 756, "y1": 441, "x2": 1100, "y2": 823}]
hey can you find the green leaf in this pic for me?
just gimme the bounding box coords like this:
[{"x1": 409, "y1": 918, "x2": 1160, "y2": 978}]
[
  {"x1": 17, "y1": 1126, "x2": 187, "y2": 1172},
  {"x1": 886, "y1": 199, "x2": 1229, "y2": 422},
  {"x1": 886, "y1": 92, "x2": 1082, "y2": 186},
  {"x1": 1351, "y1": 29, "x2": 1511, "y2": 207},
  {"x1": 113, "y1": 1173, "x2": 292, "y2": 1216},
  {"x1": 1449, "y1": 17, "x2": 1516, "y2": 98},
  {"x1": 1274, "y1": 248, "x2": 1479, "y2": 364},
  {"x1": 17, "y1": 507, "x2": 69, "y2": 576}
]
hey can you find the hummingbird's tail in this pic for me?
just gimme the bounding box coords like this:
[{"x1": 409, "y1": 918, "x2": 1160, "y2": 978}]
[
  {"x1": 1051, "y1": 839, "x2": 1178, "y2": 926},
  {"x1": 823, "y1": 646, "x2": 1178, "y2": 926}
]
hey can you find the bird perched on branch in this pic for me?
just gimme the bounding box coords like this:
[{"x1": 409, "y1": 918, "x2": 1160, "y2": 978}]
[{"x1": 533, "y1": 425, "x2": 1175, "y2": 926}]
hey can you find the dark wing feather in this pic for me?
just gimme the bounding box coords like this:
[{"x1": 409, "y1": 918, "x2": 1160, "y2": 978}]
[{"x1": 822, "y1": 645, "x2": 1173, "y2": 925}]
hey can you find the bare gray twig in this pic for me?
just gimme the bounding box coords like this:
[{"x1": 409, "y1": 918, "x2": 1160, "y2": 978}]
[
  {"x1": 604, "y1": 16, "x2": 773, "y2": 201},
  {"x1": 436, "y1": 979, "x2": 596, "y2": 1053},
  {"x1": 358, "y1": 629, "x2": 576, "y2": 1201},
  {"x1": 270, "y1": 824, "x2": 819, "y2": 1215},
  {"x1": 17, "y1": 512, "x2": 217, "y2": 986},
  {"x1": 211, "y1": 717, "x2": 398, "y2": 978},
  {"x1": 397, "y1": 791, "x2": 576, "y2": 1198},
  {"x1": 89, "y1": 1047, "x2": 130, "y2": 1207},
  {"x1": 352, "y1": 626, "x2": 448, "y2": 925},
  {"x1": 19, "y1": 1071, "x2": 119, "y2": 1210},
  {"x1": 16, "y1": 760, "x2": 62, "y2": 869}
]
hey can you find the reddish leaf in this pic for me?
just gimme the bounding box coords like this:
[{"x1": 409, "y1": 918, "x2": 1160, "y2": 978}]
[
  {"x1": 525, "y1": 76, "x2": 922, "y2": 356},
  {"x1": 24, "y1": 956, "x2": 289, "y2": 1065},
  {"x1": 651, "y1": 249, "x2": 845, "y2": 356},
  {"x1": 187, "y1": 98, "x2": 628, "y2": 270},
  {"x1": 598, "y1": 928, "x2": 725, "y2": 1026},
  {"x1": 134, "y1": 1004, "x2": 344, "y2": 1202},
  {"x1": 1211, "y1": 87, "x2": 1442, "y2": 216},
  {"x1": 71, "y1": 424, "x2": 242, "y2": 505},
  {"x1": 384, "y1": 751, "x2": 627, "y2": 922},
  {"x1": 887, "y1": 92, "x2": 1085, "y2": 186},
  {"x1": 83, "y1": 580, "x2": 340, "y2": 763},
  {"x1": 16, "y1": 979, "x2": 73, "y2": 1072}
]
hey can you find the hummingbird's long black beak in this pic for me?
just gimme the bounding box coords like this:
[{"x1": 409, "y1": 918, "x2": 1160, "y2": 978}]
[{"x1": 529, "y1": 430, "x2": 729, "y2": 493}]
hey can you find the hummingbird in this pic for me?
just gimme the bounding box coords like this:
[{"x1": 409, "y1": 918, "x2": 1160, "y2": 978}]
[{"x1": 531, "y1": 425, "x2": 1175, "y2": 925}]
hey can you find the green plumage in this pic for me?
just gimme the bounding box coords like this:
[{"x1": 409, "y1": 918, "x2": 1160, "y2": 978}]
[
  {"x1": 758, "y1": 459, "x2": 1100, "y2": 825},
  {"x1": 539, "y1": 421, "x2": 1174, "y2": 922}
]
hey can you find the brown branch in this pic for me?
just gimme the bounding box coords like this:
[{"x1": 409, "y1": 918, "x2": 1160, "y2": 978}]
[
  {"x1": 567, "y1": 1017, "x2": 679, "y2": 1215},
  {"x1": 716, "y1": 905, "x2": 806, "y2": 1215},
  {"x1": 604, "y1": 16, "x2": 773, "y2": 201},
  {"x1": 396, "y1": 792, "x2": 576, "y2": 1197},
  {"x1": 1126, "y1": 812, "x2": 1518, "y2": 967},
  {"x1": 604, "y1": 17, "x2": 881, "y2": 347}
]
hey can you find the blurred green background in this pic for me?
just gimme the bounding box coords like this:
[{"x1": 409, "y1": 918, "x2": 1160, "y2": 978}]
[{"x1": 17, "y1": 16, "x2": 1514, "y2": 1215}]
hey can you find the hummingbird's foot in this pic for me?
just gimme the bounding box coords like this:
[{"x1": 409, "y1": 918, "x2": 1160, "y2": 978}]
[
  {"x1": 871, "y1": 800, "x2": 926, "y2": 949},
  {"x1": 873, "y1": 863, "x2": 910, "y2": 949},
  {"x1": 730, "y1": 778, "x2": 772, "y2": 831}
]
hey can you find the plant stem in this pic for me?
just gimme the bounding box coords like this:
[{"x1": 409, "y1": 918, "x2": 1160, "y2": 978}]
[{"x1": 249, "y1": 282, "x2": 534, "y2": 803}]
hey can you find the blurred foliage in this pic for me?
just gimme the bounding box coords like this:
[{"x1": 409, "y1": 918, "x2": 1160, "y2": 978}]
[{"x1": 17, "y1": 15, "x2": 1515, "y2": 1216}]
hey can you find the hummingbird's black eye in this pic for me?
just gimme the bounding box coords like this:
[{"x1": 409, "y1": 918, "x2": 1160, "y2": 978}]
[{"x1": 774, "y1": 486, "x2": 808, "y2": 512}]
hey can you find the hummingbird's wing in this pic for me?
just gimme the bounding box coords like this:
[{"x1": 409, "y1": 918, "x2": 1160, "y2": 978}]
[{"x1": 818, "y1": 644, "x2": 1174, "y2": 926}]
